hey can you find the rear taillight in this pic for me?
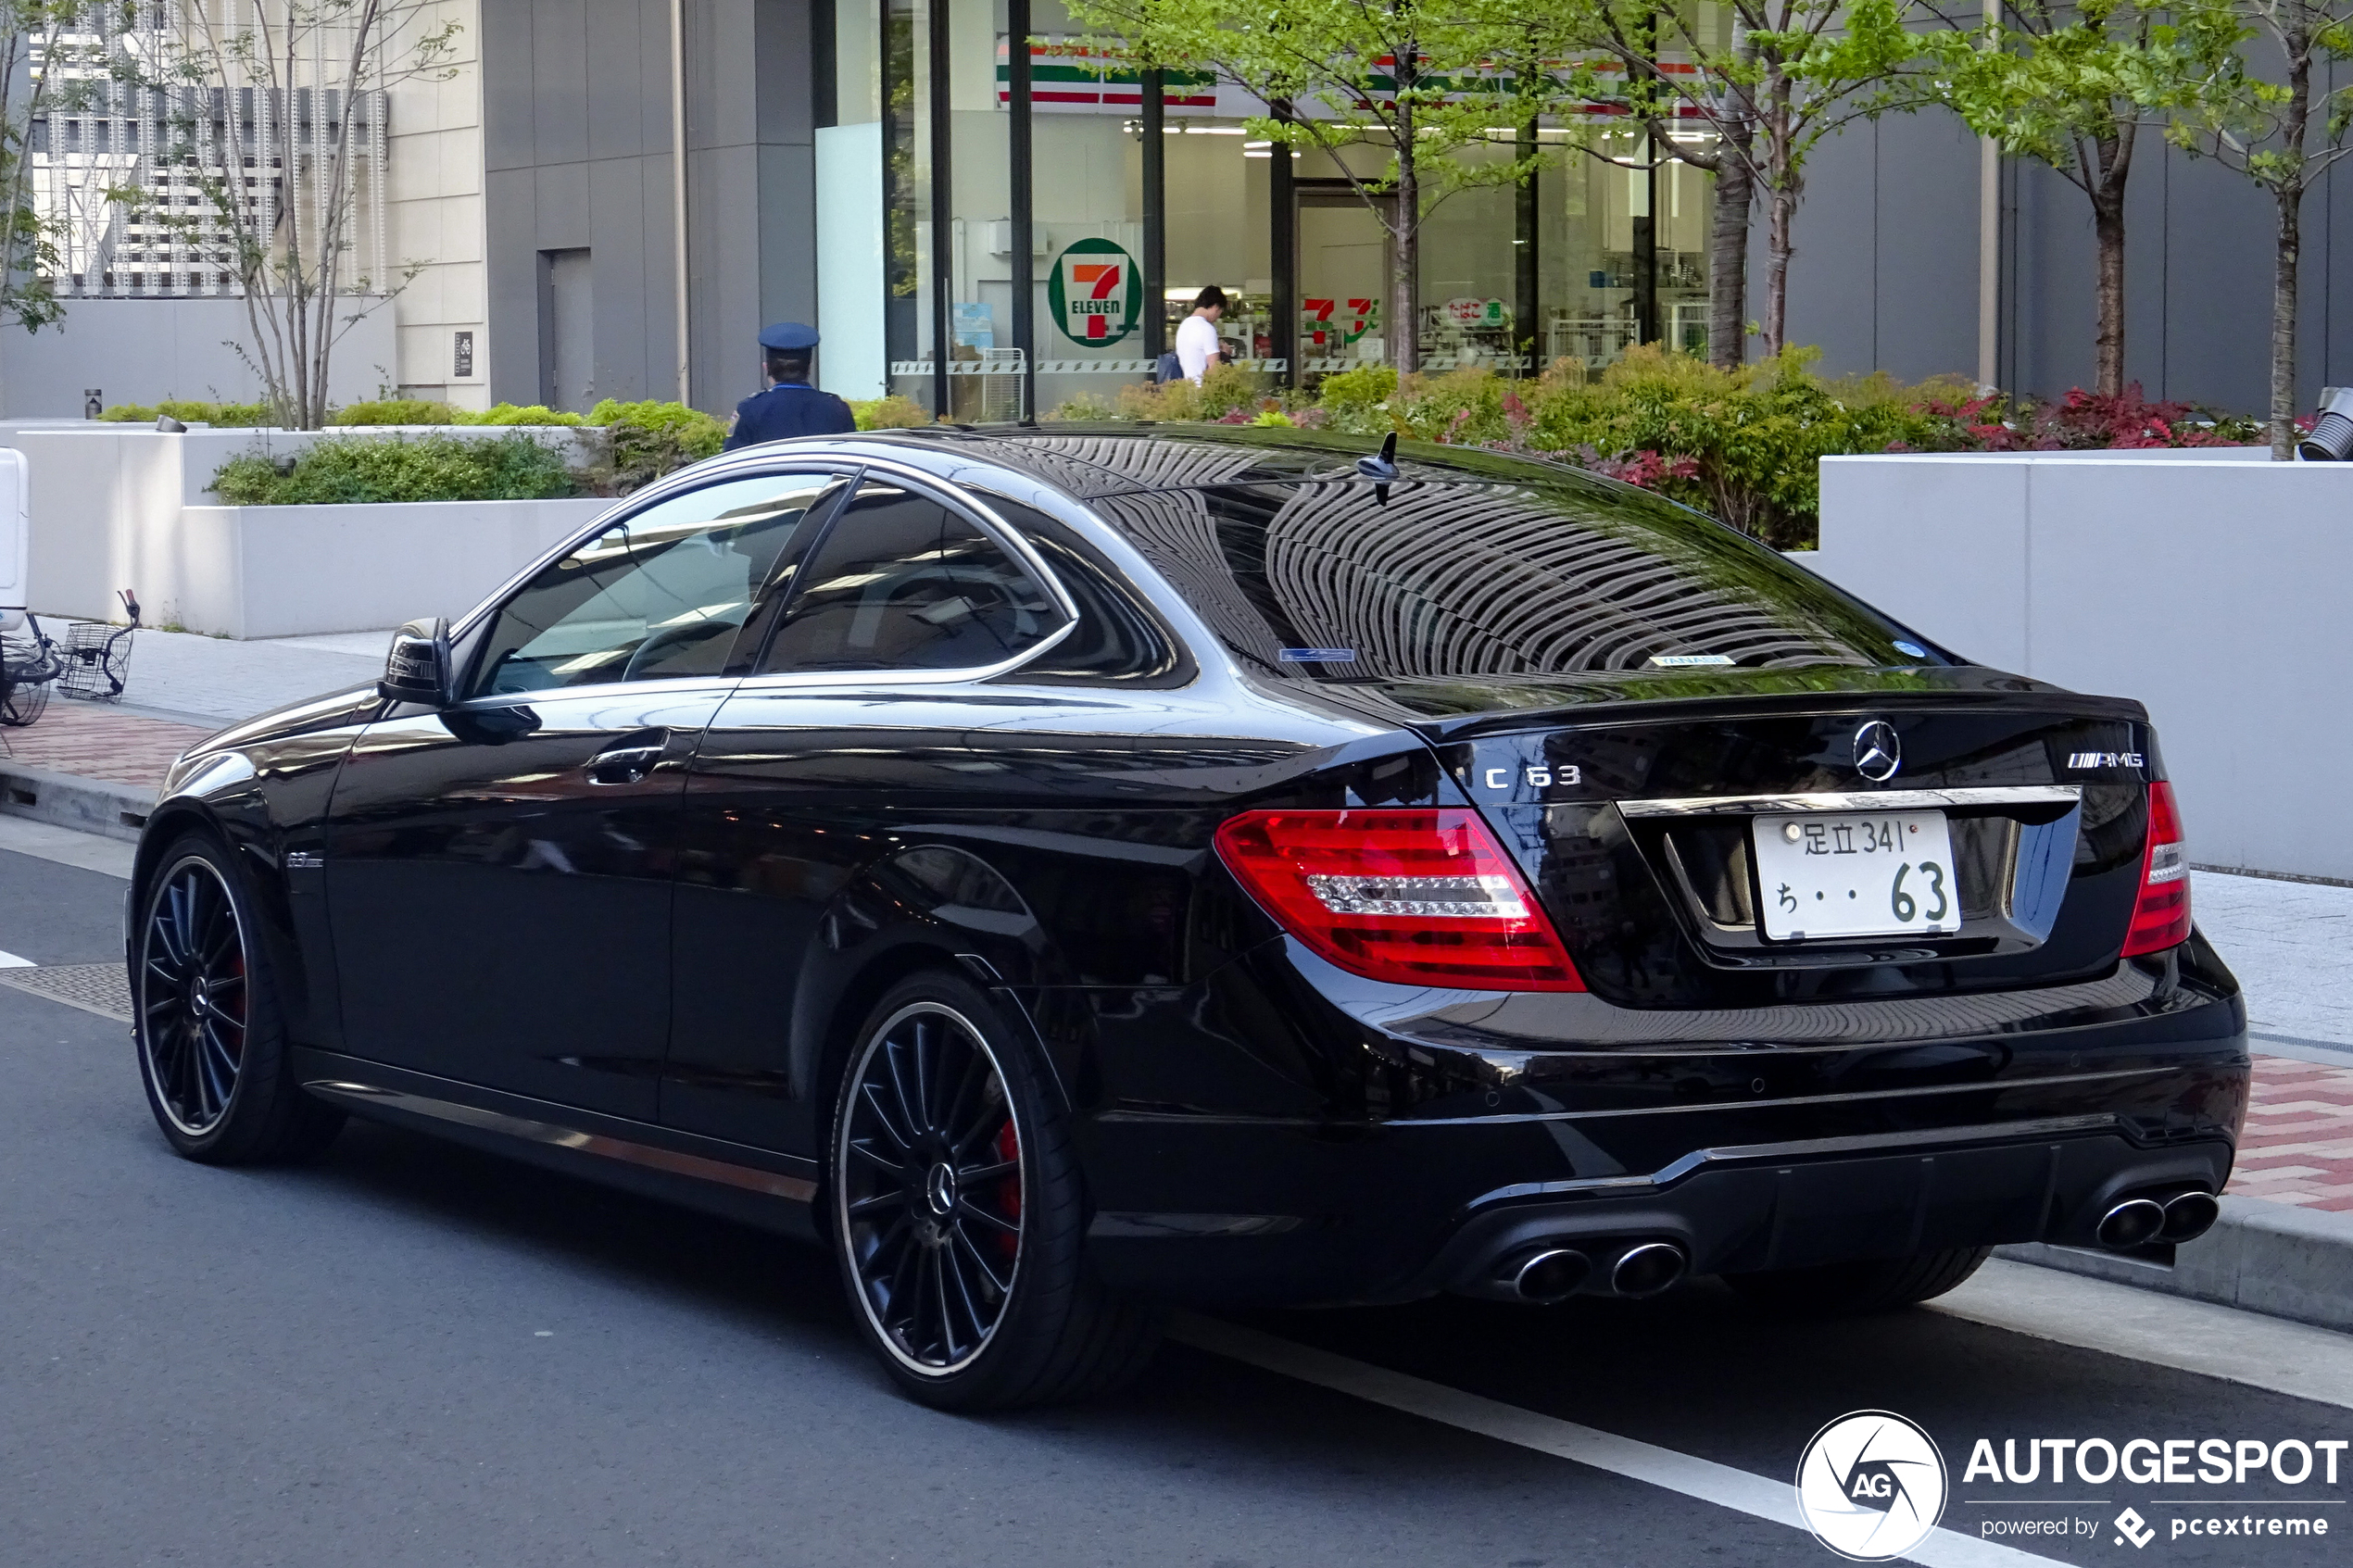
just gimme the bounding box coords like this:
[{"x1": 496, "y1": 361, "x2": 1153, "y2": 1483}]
[
  {"x1": 2120, "y1": 780, "x2": 2191, "y2": 957},
  {"x1": 1213, "y1": 808, "x2": 1584, "y2": 990}
]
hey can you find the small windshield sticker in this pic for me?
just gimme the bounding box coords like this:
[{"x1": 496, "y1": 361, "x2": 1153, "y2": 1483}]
[
  {"x1": 1279, "y1": 647, "x2": 1356, "y2": 662},
  {"x1": 1893, "y1": 639, "x2": 1928, "y2": 659},
  {"x1": 1647, "y1": 654, "x2": 1735, "y2": 668}
]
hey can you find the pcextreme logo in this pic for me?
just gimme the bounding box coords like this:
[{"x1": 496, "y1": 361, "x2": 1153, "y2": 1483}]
[{"x1": 1795, "y1": 1410, "x2": 1950, "y2": 1561}]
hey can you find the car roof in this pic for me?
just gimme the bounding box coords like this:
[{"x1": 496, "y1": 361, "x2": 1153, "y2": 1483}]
[{"x1": 841, "y1": 422, "x2": 1615, "y2": 501}]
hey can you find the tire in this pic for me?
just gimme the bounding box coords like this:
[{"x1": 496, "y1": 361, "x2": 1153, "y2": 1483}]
[
  {"x1": 829, "y1": 971, "x2": 1162, "y2": 1410},
  {"x1": 132, "y1": 832, "x2": 346, "y2": 1165},
  {"x1": 1724, "y1": 1246, "x2": 1992, "y2": 1316}
]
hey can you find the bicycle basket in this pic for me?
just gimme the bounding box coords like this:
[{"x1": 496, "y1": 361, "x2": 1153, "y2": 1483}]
[{"x1": 57, "y1": 621, "x2": 133, "y2": 702}]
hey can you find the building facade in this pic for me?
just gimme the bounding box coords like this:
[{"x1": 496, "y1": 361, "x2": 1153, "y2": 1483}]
[{"x1": 19, "y1": 0, "x2": 2353, "y2": 423}]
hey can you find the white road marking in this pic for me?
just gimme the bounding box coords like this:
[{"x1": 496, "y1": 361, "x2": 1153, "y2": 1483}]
[
  {"x1": 1172, "y1": 1313, "x2": 2055, "y2": 1567},
  {"x1": 0, "y1": 948, "x2": 32, "y2": 968},
  {"x1": 0, "y1": 815, "x2": 135, "y2": 879},
  {"x1": 1931, "y1": 1257, "x2": 2353, "y2": 1411}
]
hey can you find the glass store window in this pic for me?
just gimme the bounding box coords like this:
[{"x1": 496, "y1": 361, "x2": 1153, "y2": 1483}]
[{"x1": 822, "y1": 0, "x2": 1720, "y2": 410}]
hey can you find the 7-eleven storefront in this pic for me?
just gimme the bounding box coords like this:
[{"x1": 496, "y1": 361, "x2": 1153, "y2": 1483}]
[{"x1": 812, "y1": 0, "x2": 1718, "y2": 418}]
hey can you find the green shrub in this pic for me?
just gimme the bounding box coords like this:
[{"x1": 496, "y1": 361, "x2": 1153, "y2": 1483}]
[
  {"x1": 100, "y1": 398, "x2": 272, "y2": 427},
  {"x1": 586, "y1": 397, "x2": 727, "y2": 492},
  {"x1": 210, "y1": 433, "x2": 580, "y2": 505},
  {"x1": 1043, "y1": 391, "x2": 1119, "y2": 420},
  {"x1": 848, "y1": 395, "x2": 934, "y2": 431},
  {"x1": 331, "y1": 398, "x2": 458, "y2": 426},
  {"x1": 458, "y1": 402, "x2": 585, "y2": 426}
]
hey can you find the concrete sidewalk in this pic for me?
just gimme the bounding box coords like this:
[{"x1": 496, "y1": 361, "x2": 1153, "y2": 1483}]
[{"x1": 3, "y1": 626, "x2": 2351, "y2": 1324}]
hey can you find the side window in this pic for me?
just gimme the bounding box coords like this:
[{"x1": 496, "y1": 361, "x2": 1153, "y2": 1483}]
[
  {"x1": 761, "y1": 481, "x2": 1067, "y2": 674},
  {"x1": 470, "y1": 472, "x2": 842, "y2": 698}
]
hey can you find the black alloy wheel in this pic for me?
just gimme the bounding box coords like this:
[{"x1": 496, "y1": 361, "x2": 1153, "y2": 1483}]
[
  {"x1": 132, "y1": 834, "x2": 345, "y2": 1164},
  {"x1": 139, "y1": 852, "x2": 250, "y2": 1137},
  {"x1": 837, "y1": 999, "x2": 1026, "y2": 1375},
  {"x1": 830, "y1": 972, "x2": 1162, "y2": 1410}
]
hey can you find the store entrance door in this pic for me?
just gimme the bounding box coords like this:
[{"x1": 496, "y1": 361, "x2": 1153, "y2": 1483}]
[{"x1": 1296, "y1": 189, "x2": 1390, "y2": 370}]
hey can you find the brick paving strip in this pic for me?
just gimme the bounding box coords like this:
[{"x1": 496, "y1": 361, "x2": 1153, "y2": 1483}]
[
  {"x1": 2231, "y1": 1053, "x2": 2353, "y2": 1212},
  {"x1": 0, "y1": 703, "x2": 210, "y2": 789}
]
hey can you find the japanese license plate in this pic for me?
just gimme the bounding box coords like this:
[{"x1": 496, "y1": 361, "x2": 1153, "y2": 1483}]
[{"x1": 1751, "y1": 810, "x2": 1959, "y2": 941}]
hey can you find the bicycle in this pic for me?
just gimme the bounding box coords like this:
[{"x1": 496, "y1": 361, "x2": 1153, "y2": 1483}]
[{"x1": 1, "y1": 608, "x2": 64, "y2": 727}]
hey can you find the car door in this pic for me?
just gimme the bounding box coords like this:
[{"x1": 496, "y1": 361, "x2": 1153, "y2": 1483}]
[
  {"x1": 664, "y1": 470, "x2": 1083, "y2": 1152},
  {"x1": 324, "y1": 468, "x2": 850, "y2": 1120}
]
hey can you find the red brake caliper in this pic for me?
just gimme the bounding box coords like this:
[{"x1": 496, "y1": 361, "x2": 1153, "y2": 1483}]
[{"x1": 994, "y1": 1119, "x2": 1021, "y2": 1260}]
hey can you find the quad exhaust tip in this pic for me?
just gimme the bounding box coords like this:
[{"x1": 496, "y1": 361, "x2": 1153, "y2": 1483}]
[
  {"x1": 1610, "y1": 1241, "x2": 1688, "y2": 1298},
  {"x1": 1511, "y1": 1247, "x2": 1592, "y2": 1305},
  {"x1": 2095, "y1": 1197, "x2": 2168, "y2": 1250},
  {"x1": 2159, "y1": 1189, "x2": 2221, "y2": 1243}
]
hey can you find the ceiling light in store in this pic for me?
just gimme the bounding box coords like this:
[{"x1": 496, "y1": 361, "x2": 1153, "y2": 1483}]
[
  {"x1": 1183, "y1": 125, "x2": 1246, "y2": 133},
  {"x1": 1244, "y1": 140, "x2": 1272, "y2": 148}
]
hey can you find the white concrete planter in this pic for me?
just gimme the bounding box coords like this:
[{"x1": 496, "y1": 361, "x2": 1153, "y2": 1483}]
[
  {"x1": 1799, "y1": 450, "x2": 2348, "y2": 881},
  {"x1": 4, "y1": 423, "x2": 609, "y2": 633},
  {"x1": 162, "y1": 498, "x2": 613, "y2": 639}
]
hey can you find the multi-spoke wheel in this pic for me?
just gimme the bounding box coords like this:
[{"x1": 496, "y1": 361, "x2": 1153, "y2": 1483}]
[
  {"x1": 830, "y1": 972, "x2": 1162, "y2": 1410},
  {"x1": 837, "y1": 1001, "x2": 1025, "y2": 1374},
  {"x1": 132, "y1": 834, "x2": 344, "y2": 1164},
  {"x1": 139, "y1": 854, "x2": 249, "y2": 1136}
]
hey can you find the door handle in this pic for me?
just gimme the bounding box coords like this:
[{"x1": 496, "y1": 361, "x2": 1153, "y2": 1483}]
[{"x1": 585, "y1": 730, "x2": 671, "y2": 785}]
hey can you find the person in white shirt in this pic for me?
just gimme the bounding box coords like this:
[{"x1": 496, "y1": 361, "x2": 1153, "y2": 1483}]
[{"x1": 1175, "y1": 286, "x2": 1227, "y2": 384}]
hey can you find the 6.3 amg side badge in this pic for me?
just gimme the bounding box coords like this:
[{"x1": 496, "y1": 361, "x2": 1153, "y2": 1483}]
[{"x1": 1852, "y1": 721, "x2": 1902, "y2": 783}]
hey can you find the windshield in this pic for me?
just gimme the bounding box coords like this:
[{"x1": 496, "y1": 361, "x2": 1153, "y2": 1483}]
[{"x1": 1088, "y1": 477, "x2": 1945, "y2": 681}]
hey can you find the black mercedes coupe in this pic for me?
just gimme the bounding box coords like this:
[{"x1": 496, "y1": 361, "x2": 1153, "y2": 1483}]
[{"x1": 129, "y1": 426, "x2": 2246, "y2": 1409}]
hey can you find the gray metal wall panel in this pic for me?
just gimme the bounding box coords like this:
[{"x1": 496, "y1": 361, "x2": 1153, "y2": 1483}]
[
  {"x1": 584, "y1": 0, "x2": 656, "y2": 162},
  {"x1": 1769, "y1": 121, "x2": 1879, "y2": 377},
  {"x1": 528, "y1": 0, "x2": 591, "y2": 168},
  {"x1": 482, "y1": 0, "x2": 536, "y2": 171},
  {"x1": 534, "y1": 160, "x2": 592, "y2": 251},
  {"x1": 1869, "y1": 112, "x2": 1978, "y2": 382},
  {"x1": 484, "y1": 167, "x2": 541, "y2": 404},
  {"x1": 759, "y1": 143, "x2": 819, "y2": 333},
  {"x1": 2155, "y1": 151, "x2": 2272, "y2": 411},
  {"x1": 590, "y1": 155, "x2": 654, "y2": 401}
]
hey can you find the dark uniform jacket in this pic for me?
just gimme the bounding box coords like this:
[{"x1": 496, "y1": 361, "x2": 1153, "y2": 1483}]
[{"x1": 724, "y1": 382, "x2": 857, "y2": 449}]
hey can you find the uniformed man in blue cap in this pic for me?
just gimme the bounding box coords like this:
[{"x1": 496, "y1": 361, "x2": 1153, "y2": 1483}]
[{"x1": 724, "y1": 322, "x2": 857, "y2": 449}]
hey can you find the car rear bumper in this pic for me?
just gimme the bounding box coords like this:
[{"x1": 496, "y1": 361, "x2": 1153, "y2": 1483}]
[{"x1": 1063, "y1": 947, "x2": 2249, "y2": 1307}]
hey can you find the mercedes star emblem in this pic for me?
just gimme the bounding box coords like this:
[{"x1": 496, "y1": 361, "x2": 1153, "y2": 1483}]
[{"x1": 1853, "y1": 721, "x2": 1902, "y2": 782}]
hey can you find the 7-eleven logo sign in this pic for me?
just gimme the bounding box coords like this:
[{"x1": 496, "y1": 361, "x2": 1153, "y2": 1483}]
[{"x1": 1049, "y1": 237, "x2": 1140, "y2": 346}]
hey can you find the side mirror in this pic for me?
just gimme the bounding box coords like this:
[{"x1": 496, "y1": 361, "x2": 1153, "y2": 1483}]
[{"x1": 380, "y1": 617, "x2": 453, "y2": 706}]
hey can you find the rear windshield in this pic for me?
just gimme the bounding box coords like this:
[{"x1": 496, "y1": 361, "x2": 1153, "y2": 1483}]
[{"x1": 1088, "y1": 477, "x2": 1944, "y2": 679}]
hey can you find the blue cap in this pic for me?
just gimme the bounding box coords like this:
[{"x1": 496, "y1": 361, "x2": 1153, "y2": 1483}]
[{"x1": 758, "y1": 321, "x2": 821, "y2": 352}]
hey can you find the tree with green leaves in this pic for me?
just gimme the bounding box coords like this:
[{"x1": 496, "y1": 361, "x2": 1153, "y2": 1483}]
[
  {"x1": 1921, "y1": 0, "x2": 2236, "y2": 397},
  {"x1": 1069, "y1": 0, "x2": 1551, "y2": 374},
  {"x1": 0, "y1": 0, "x2": 87, "y2": 341},
  {"x1": 2166, "y1": 0, "x2": 2351, "y2": 456},
  {"x1": 124, "y1": 0, "x2": 459, "y2": 428},
  {"x1": 1557, "y1": 0, "x2": 1933, "y2": 361}
]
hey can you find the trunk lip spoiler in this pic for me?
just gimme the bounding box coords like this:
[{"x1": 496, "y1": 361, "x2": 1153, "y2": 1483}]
[{"x1": 1617, "y1": 784, "x2": 2082, "y2": 818}]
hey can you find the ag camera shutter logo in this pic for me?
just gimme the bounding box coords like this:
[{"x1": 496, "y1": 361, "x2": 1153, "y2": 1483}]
[{"x1": 1795, "y1": 1410, "x2": 1949, "y2": 1561}]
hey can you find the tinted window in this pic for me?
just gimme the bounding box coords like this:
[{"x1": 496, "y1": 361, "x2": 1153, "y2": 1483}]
[
  {"x1": 1092, "y1": 478, "x2": 1944, "y2": 679},
  {"x1": 761, "y1": 482, "x2": 1065, "y2": 673},
  {"x1": 971, "y1": 494, "x2": 1189, "y2": 685},
  {"x1": 470, "y1": 472, "x2": 840, "y2": 698}
]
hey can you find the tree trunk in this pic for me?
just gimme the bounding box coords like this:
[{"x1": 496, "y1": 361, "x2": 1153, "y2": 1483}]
[
  {"x1": 1758, "y1": 79, "x2": 1793, "y2": 359},
  {"x1": 1392, "y1": 70, "x2": 1419, "y2": 375},
  {"x1": 1762, "y1": 182, "x2": 1793, "y2": 359},
  {"x1": 2271, "y1": 183, "x2": 2300, "y2": 459},
  {"x1": 2087, "y1": 124, "x2": 2132, "y2": 399},
  {"x1": 2090, "y1": 184, "x2": 2126, "y2": 399},
  {"x1": 1708, "y1": 127, "x2": 1754, "y2": 370}
]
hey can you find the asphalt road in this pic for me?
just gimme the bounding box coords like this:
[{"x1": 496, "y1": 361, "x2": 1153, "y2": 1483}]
[{"x1": 3, "y1": 840, "x2": 2347, "y2": 1568}]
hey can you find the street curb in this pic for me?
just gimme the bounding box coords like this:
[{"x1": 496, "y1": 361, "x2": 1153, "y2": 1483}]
[
  {"x1": 1999, "y1": 1196, "x2": 2353, "y2": 1335},
  {"x1": 0, "y1": 759, "x2": 155, "y2": 844}
]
